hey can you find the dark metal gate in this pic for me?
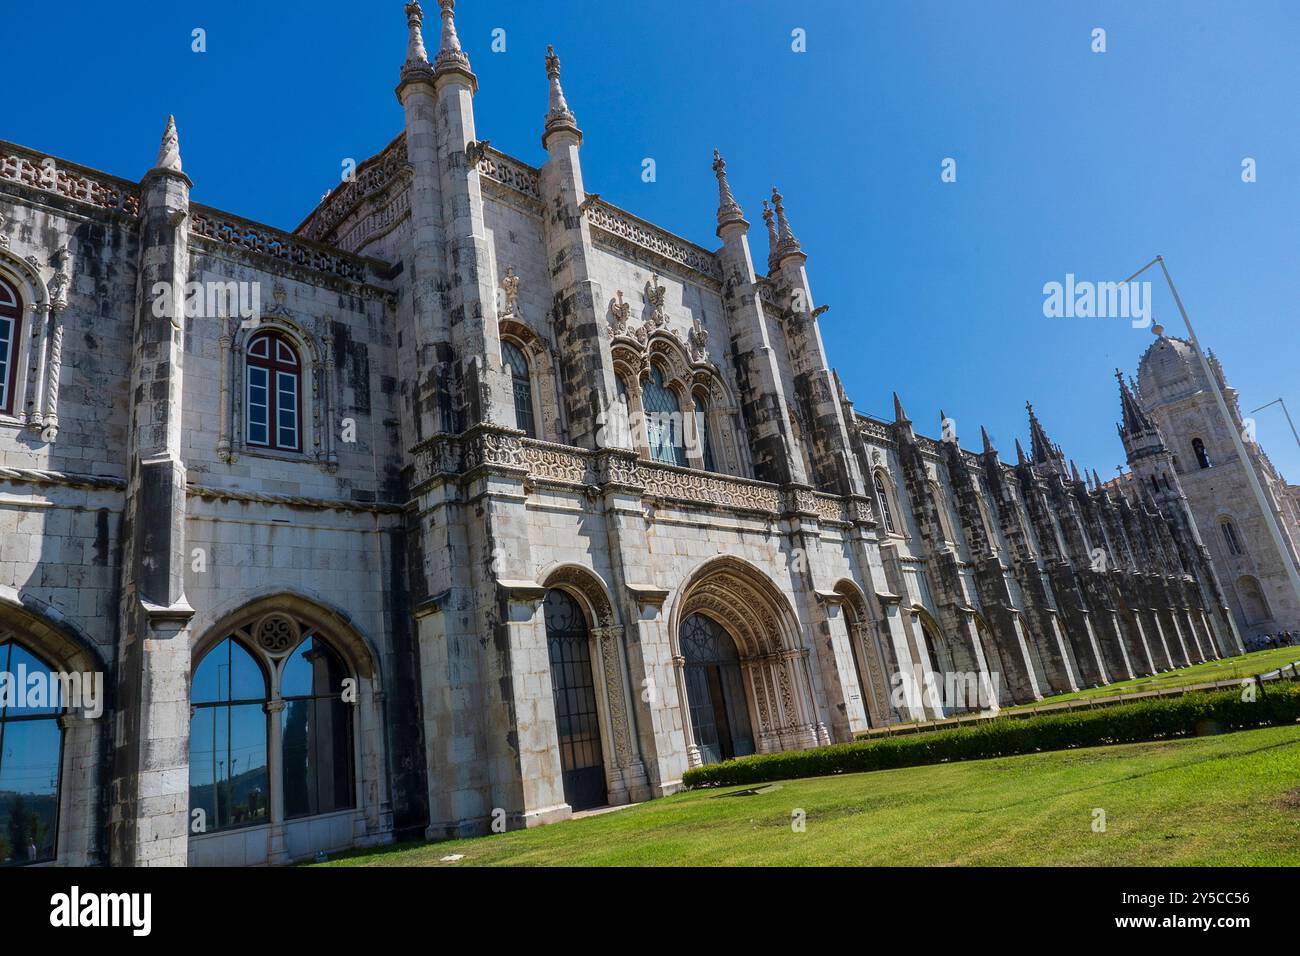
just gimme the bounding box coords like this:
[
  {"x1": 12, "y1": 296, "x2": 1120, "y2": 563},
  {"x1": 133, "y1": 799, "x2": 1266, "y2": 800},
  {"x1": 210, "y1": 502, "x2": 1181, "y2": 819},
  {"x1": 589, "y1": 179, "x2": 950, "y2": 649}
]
[
  {"x1": 544, "y1": 589, "x2": 607, "y2": 810},
  {"x1": 681, "y1": 613, "x2": 755, "y2": 765}
]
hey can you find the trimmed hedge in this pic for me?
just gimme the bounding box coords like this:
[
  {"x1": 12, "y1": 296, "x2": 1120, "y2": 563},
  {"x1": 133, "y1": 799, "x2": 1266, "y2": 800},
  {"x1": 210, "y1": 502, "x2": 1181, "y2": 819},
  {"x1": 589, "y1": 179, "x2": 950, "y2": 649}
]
[{"x1": 681, "y1": 683, "x2": 1300, "y2": 789}]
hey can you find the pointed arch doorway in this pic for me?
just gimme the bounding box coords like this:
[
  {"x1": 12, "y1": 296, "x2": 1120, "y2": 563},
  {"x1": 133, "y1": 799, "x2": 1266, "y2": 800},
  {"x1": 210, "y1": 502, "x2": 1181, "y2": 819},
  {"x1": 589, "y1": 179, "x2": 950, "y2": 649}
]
[
  {"x1": 543, "y1": 589, "x2": 607, "y2": 810},
  {"x1": 681, "y1": 614, "x2": 755, "y2": 765}
]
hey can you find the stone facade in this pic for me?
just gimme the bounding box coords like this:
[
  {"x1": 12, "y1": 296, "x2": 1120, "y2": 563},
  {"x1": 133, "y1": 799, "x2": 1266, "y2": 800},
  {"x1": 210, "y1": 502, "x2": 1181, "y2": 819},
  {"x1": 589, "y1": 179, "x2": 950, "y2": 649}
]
[
  {"x1": 0, "y1": 1, "x2": 1273, "y2": 868},
  {"x1": 1125, "y1": 335, "x2": 1300, "y2": 641}
]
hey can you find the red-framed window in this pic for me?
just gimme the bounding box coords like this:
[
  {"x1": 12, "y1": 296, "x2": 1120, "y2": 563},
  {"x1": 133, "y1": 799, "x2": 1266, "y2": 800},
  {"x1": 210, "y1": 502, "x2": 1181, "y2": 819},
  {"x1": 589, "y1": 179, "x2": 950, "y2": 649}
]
[
  {"x1": 246, "y1": 330, "x2": 302, "y2": 451},
  {"x1": 0, "y1": 276, "x2": 22, "y2": 416}
]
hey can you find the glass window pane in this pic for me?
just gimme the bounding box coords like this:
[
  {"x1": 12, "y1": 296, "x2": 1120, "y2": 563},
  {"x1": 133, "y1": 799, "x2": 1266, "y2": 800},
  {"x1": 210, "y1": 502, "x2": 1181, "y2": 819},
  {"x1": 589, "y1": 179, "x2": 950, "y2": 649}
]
[
  {"x1": 0, "y1": 718, "x2": 62, "y2": 865},
  {"x1": 192, "y1": 639, "x2": 266, "y2": 705},
  {"x1": 281, "y1": 636, "x2": 347, "y2": 699},
  {"x1": 281, "y1": 690, "x2": 354, "y2": 820},
  {"x1": 2, "y1": 642, "x2": 61, "y2": 716},
  {"x1": 229, "y1": 641, "x2": 266, "y2": 702},
  {"x1": 188, "y1": 702, "x2": 268, "y2": 832}
]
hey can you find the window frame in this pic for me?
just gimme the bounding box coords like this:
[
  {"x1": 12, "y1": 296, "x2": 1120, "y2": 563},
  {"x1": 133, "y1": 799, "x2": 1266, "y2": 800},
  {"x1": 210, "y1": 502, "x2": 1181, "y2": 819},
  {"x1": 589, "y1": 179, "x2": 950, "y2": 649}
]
[
  {"x1": 501, "y1": 338, "x2": 536, "y2": 438},
  {"x1": 0, "y1": 275, "x2": 21, "y2": 417},
  {"x1": 189, "y1": 625, "x2": 357, "y2": 839},
  {"x1": 874, "y1": 470, "x2": 899, "y2": 537},
  {"x1": 245, "y1": 330, "x2": 303, "y2": 453},
  {"x1": 0, "y1": 638, "x2": 66, "y2": 866}
]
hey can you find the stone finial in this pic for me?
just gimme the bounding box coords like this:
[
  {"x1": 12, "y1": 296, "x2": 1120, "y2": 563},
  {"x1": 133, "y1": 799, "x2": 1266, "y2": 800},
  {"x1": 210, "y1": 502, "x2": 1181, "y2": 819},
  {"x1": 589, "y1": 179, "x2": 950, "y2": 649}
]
[
  {"x1": 770, "y1": 186, "x2": 803, "y2": 262},
  {"x1": 712, "y1": 149, "x2": 746, "y2": 234},
  {"x1": 892, "y1": 391, "x2": 910, "y2": 424},
  {"x1": 1025, "y1": 400, "x2": 1062, "y2": 465},
  {"x1": 155, "y1": 115, "x2": 183, "y2": 172},
  {"x1": 543, "y1": 44, "x2": 581, "y2": 144},
  {"x1": 1014, "y1": 437, "x2": 1028, "y2": 465},
  {"x1": 434, "y1": 0, "x2": 472, "y2": 73},
  {"x1": 761, "y1": 200, "x2": 779, "y2": 272},
  {"x1": 1116, "y1": 367, "x2": 1156, "y2": 436},
  {"x1": 404, "y1": 1, "x2": 430, "y2": 65},
  {"x1": 980, "y1": 425, "x2": 996, "y2": 456}
]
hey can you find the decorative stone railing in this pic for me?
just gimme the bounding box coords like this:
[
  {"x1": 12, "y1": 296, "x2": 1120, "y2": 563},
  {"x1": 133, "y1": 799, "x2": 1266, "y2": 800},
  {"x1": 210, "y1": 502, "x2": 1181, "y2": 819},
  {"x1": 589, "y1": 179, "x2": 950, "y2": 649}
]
[
  {"x1": 476, "y1": 148, "x2": 542, "y2": 204},
  {"x1": 583, "y1": 199, "x2": 723, "y2": 283},
  {"x1": 296, "y1": 134, "x2": 409, "y2": 244},
  {"x1": 856, "y1": 416, "x2": 895, "y2": 444},
  {"x1": 0, "y1": 141, "x2": 141, "y2": 217},
  {"x1": 190, "y1": 205, "x2": 378, "y2": 286},
  {"x1": 410, "y1": 431, "x2": 869, "y2": 526}
]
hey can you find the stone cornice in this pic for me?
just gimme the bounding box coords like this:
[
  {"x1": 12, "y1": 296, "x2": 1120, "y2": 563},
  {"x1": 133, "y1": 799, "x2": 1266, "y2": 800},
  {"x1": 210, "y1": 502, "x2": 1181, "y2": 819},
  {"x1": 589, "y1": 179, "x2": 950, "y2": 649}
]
[
  {"x1": 185, "y1": 483, "x2": 406, "y2": 514},
  {"x1": 0, "y1": 467, "x2": 126, "y2": 492}
]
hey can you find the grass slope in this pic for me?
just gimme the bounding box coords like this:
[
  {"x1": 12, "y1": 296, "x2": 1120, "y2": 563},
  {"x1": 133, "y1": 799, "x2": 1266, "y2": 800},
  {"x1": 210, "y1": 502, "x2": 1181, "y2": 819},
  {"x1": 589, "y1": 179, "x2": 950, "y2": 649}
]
[
  {"x1": 1005, "y1": 646, "x2": 1300, "y2": 711},
  {"x1": 321, "y1": 723, "x2": 1300, "y2": 867}
]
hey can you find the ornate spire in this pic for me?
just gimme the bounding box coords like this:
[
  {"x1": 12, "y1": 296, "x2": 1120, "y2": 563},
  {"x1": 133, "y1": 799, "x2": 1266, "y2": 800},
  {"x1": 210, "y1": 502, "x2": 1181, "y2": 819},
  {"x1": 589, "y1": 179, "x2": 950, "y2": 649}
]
[
  {"x1": 980, "y1": 425, "x2": 996, "y2": 456},
  {"x1": 1070, "y1": 459, "x2": 1083, "y2": 484},
  {"x1": 712, "y1": 150, "x2": 746, "y2": 235},
  {"x1": 1014, "y1": 437, "x2": 1028, "y2": 466},
  {"x1": 1115, "y1": 368, "x2": 1155, "y2": 436},
  {"x1": 762, "y1": 199, "x2": 779, "y2": 272},
  {"x1": 892, "y1": 391, "x2": 910, "y2": 424},
  {"x1": 428, "y1": 0, "x2": 480, "y2": 87},
  {"x1": 155, "y1": 115, "x2": 182, "y2": 172},
  {"x1": 435, "y1": 0, "x2": 471, "y2": 70},
  {"x1": 542, "y1": 44, "x2": 581, "y2": 145},
  {"x1": 404, "y1": 1, "x2": 430, "y2": 66},
  {"x1": 770, "y1": 186, "x2": 803, "y2": 262},
  {"x1": 1026, "y1": 401, "x2": 1062, "y2": 466},
  {"x1": 397, "y1": 1, "x2": 438, "y2": 91}
]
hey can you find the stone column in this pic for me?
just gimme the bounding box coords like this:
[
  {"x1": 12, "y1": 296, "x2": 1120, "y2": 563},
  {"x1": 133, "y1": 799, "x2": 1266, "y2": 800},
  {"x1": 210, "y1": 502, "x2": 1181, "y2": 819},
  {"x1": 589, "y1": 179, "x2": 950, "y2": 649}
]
[
  {"x1": 265, "y1": 699, "x2": 288, "y2": 864},
  {"x1": 109, "y1": 117, "x2": 196, "y2": 867}
]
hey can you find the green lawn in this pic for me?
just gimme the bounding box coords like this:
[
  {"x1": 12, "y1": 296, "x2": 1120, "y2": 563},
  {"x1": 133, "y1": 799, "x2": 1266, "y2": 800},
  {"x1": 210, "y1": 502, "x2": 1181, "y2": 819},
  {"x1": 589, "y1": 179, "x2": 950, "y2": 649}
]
[
  {"x1": 319, "y1": 722, "x2": 1300, "y2": 867},
  {"x1": 1005, "y1": 645, "x2": 1300, "y2": 711}
]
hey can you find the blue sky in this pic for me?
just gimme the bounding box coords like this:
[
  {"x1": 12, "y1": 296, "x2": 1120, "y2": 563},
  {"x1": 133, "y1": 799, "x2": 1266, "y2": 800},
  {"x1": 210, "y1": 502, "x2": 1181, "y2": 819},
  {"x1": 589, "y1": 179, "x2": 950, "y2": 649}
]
[{"x1": 6, "y1": 0, "x2": 1297, "y2": 480}]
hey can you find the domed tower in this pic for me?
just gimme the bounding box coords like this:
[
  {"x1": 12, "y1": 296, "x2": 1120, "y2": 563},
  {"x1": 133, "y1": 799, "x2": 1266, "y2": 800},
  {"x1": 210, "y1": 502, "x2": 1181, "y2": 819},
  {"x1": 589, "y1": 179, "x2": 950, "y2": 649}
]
[{"x1": 1136, "y1": 330, "x2": 1300, "y2": 641}]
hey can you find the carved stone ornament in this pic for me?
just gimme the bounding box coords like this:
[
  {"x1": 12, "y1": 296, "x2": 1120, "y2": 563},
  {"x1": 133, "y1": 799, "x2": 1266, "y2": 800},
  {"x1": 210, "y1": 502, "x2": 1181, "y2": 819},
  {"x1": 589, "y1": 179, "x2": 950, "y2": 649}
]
[
  {"x1": 645, "y1": 274, "x2": 667, "y2": 330},
  {"x1": 255, "y1": 613, "x2": 298, "y2": 655},
  {"x1": 608, "y1": 290, "x2": 631, "y2": 336},
  {"x1": 500, "y1": 265, "x2": 520, "y2": 318},
  {"x1": 688, "y1": 316, "x2": 709, "y2": 363}
]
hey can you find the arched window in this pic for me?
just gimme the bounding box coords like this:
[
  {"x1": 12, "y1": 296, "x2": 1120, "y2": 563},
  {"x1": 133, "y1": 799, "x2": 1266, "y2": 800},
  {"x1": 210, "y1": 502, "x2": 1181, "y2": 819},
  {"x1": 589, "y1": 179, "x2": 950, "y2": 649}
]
[
  {"x1": 1220, "y1": 519, "x2": 1244, "y2": 557},
  {"x1": 0, "y1": 639, "x2": 63, "y2": 865},
  {"x1": 642, "y1": 367, "x2": 686, "y2": 466},
  {"x1": 874, "y1": 471, "x2": 897, "y2": 535},
  {"x1": 0, "y1": 276, "x2": 22, "y2": 416},
  {"x1": 1237, "y1": 575, "x2": 1272, "y2": 626},
  {"x1": 281, "y1": 637, "x2": 355, "y2": 819},
  {"x1": 1192, "y1": 438, "x2": 1212, "y2": 469},
  {"x1": 502, "y1": 340, "x2": 535, "y2": 438},
  {"x1": 190, "y1": 638, "x2": 270, "y2": 833},
  {"x1": 246, "y1": 330, "x2": 301, "y2": 451},
  {"x1": 189, "y1": 622, "x2": 355, "y2": 838},
  {"x1": 692, "y1": 393, "x2": 717, "y2": 472}
]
